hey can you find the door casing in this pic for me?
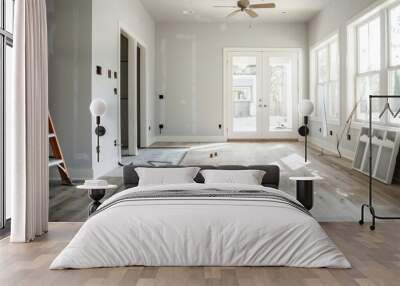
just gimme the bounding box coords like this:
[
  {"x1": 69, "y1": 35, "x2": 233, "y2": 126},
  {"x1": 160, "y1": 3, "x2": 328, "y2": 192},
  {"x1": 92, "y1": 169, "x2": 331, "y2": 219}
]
[{"x1": 223, "y1": 48, "x2": 303, "y2": 140}]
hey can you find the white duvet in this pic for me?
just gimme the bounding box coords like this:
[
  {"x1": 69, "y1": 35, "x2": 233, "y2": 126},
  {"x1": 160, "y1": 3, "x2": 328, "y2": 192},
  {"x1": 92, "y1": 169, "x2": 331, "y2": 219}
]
[{"x1": 50, "y1": 183, "x2": 351, "y2": 269}]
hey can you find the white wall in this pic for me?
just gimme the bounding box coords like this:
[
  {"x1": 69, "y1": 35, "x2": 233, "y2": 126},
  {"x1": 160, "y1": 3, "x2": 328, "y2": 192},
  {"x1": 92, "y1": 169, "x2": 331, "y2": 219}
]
[
  {"x1": 47, "y1": 0, "x2": 93, "y2": 179},
  {"x1": 155, "y1": 22, "x2": 308, "y2": 140},
  {"x1": 91, "y1": 0, "x2": 156, "y2": 177},
  {"x1": 307, "y1": 0, "x2": 378, "y2": 158}
]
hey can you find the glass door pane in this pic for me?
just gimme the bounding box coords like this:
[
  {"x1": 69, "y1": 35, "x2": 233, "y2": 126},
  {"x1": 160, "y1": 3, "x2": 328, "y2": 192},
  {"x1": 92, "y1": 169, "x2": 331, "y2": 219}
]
[
  {"x1": 5, "y1": 0, "x2": 14, "y2": 33},
  {"x1": 231, "y1": 56, "x2": 258, "y2": 133},
  {"x1": 267, "y1": 56, "x2": 293, "y2": 132},
  {"x1": 0, "y1": 37, "x2": 3, "y2": 228}
]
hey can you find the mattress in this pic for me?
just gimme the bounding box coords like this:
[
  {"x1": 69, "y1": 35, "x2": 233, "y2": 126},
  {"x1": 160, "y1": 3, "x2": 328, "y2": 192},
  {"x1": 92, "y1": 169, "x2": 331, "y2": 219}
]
[{"x1": 50, "y1": 183, "x2": 351, "y2": 269}]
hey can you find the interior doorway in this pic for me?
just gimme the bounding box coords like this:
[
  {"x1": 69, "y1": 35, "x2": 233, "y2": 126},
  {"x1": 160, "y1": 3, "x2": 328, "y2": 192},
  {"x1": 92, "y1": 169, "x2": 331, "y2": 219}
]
[
  {"x1": 137, "y1": 45, "x2": 141, "y2": 149},
  {"x1": 118, "y1": 27, "x2": 147, "y2": 161},
  {"x1": 120, "y1": 34, "x2": 129, "y2": 156},
  {"x1": 224, "y1": 49, "x2": 300, "y2": 140}
]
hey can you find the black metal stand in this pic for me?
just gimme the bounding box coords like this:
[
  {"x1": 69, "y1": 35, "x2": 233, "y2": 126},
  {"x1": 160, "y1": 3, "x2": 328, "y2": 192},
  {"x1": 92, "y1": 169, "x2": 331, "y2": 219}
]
[
  {"x1": 304, "y1": 116, "x2": 309, "y2": 163},
  {"x1": 296, "y1": 180, "x2": 314, "y2": 210},
  {"x1": 359, "y1": 95, "x2": 400, "y2": 231},
  {"x1": 88, "y1": 189, "x2": 106, "y2": 216}
]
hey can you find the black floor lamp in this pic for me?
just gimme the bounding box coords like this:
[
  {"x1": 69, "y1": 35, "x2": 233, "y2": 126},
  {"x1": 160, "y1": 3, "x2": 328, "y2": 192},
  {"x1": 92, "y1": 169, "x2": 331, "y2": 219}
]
[{"x1": 299, "y1": 100, "x2": 315, "y2": 163}]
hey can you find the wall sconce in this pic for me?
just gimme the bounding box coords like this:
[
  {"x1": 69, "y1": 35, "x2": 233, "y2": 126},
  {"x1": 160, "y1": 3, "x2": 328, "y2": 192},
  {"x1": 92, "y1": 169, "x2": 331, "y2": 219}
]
[
  {"x1": 298, "y1": 100, "x2": 314, "y2": 163},
  {"x1": 90, "y1": 99, "x2": 107, "y2": 162}
]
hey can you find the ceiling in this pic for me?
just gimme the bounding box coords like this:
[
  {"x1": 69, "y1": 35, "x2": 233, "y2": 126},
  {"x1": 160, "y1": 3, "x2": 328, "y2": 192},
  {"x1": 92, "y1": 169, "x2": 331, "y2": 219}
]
[{"x1": 140, "y1": 0, "x2": 332, "y2": 23}]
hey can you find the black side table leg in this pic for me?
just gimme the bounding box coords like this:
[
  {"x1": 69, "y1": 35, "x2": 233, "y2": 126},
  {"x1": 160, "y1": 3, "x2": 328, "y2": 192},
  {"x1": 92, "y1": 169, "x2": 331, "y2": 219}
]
[
  {"x1": 88, "y1": 189, "x2": 106, "y2": 216},
  {"x1": 296, "y1": 181, "x2": 314, "y2": 211}
]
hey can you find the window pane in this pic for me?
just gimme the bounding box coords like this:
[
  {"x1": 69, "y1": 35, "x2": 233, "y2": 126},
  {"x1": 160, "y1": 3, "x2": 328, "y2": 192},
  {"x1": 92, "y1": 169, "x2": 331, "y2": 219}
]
[
  {"x1": 6, "y1": 0, "x2": 15, "y2": 33},
  {"x1": 5, "y1": 44, "x2": 12, "y2": 220},
  {"x1": 232, "y1": 56, "x2": 257, "y2": 132},
  {"x1": 0, "y1": 38, "x2": 3, "y2": 228},
  {"x1": 390, "y1": 5, "x2": 400, "y2": 66},
  {"x1": 317, "y1": 83, "x2": 328, "y2": 118},
  {"x1": 269, "y1": 57, "x2": 292, "y2": 132},
  {"x1": 328, "y1": 82, "x2": 339, "y2": 120},
  {"x1": 330, "y1": 40, "x2": 339, "y2": 81},
  {"x1": 358, "y1": 17, "x2": 381, "y2": 73},
  {"x1": 356, "y1": 74, "x2": 380, "y2": 121},
  {"x1": 358, "y1": 23, "x2": 370, "y2": 73},
  {"x1": 318, "y1": 48, "x2": 328, "y2": 83},
  {"x1": 369, "y1": 17, "x2": 381, "y2": 71},
  {"x1": 389, "y1": 70, "x2": 400, "y2": 124}
]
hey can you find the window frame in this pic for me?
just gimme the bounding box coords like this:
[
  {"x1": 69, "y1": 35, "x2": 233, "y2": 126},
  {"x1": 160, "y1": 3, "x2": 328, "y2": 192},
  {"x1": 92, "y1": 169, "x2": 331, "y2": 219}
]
[
  {"x1": 310, "y1": 33, "x2": 340, "y2": 125},
  {"x1": 354, "y1": 13, "x2": 383, "y2": 123},
  {"x1": 348, "y1": 0, "x2": 400, "y2": 128},
  {"x1": 0, "y1": 0, "x2": 14, "y2": 230}
]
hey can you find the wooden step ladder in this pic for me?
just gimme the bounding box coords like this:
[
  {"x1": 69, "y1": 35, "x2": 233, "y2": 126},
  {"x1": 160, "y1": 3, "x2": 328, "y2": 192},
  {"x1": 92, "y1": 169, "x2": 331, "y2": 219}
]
[{"x1": 48, "y1": 114, "x2": 73, "y2": 185}]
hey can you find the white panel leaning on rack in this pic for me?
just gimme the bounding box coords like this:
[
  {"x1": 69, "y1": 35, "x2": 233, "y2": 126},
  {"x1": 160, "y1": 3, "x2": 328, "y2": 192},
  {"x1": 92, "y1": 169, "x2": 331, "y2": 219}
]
[{"x1": 353, "y1": 127, "x2": 400, "y2": 184}]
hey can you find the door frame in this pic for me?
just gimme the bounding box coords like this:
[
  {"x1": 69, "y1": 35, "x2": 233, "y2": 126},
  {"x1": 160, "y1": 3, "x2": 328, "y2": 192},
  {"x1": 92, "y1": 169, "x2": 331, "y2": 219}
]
[
  {"x1": 117, "y1": 22, "x2": 148, "y2": 161},
  {"x1": 223, "y1": 47, "x2": 303, "y2": 140}
]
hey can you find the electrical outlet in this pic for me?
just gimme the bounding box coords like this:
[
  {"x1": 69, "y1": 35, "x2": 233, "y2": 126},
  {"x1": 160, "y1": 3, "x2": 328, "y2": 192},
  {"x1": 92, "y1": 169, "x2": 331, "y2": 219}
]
[
  {"x1": 108, "y1": 70, "x2": 112, "y2": 78},
  {"x1": 347, "y1": 134, "x2": 351, "y2": 141},
  {"x1": 114, "y1": 71, "x2": 118, "y2": 79},
  {"x1": 96, "y1": 66, "x2": 102, "y2": 75},
  {"x1": 114, "y1": 88, "x2": 118, "y2": 95}
]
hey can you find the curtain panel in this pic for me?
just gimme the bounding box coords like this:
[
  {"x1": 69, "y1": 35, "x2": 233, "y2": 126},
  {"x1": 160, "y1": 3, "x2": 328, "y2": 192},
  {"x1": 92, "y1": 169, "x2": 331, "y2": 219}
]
[{"x1": 7, "y1": 0, "x2": 49, "y2": 242}]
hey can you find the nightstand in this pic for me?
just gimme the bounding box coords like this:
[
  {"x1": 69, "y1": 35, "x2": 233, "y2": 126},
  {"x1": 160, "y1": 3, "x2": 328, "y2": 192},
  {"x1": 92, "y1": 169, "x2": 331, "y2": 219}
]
[
  {"x1": 289, "y1": 177, "x2": 323, "y2": 211},
  {"x1": 77, "y1": 180, "x2": 118, "y2": 215}
]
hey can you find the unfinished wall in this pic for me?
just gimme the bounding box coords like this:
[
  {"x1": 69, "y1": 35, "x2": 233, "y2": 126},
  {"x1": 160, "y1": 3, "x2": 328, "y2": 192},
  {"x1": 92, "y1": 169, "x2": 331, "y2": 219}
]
[
  {"x1": 307, "y1": 0, "x2": 378, "y2": 158},
  {"x1": 47, "y1": 0, "x2": 93, "y2": 179},
  {"x1": 155, "y1": 22, "x2": 308, "y2": 141}
]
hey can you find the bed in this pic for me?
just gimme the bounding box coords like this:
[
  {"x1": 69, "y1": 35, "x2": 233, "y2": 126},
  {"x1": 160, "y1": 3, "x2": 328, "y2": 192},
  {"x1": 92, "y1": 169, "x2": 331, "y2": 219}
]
[{"x1": 50, "y1": 165, "x2": 351, "y2": 269}]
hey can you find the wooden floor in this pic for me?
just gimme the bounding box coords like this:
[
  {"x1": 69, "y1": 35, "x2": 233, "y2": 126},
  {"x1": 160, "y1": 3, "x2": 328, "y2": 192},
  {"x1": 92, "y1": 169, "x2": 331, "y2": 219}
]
[
  {"x1": 3, "y1": 142, "x2": 400, "y2": 285},
  {"x1": 1, "y1": 222, "x2": 400, "y2": 286},
  {"x1": 50, "y1": 142, "x2": 400, "y2": 222}
]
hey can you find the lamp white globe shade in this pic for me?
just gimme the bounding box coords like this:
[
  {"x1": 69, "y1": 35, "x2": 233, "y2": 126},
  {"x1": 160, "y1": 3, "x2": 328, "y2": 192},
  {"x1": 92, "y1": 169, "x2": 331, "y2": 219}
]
[
  {"x1": 300, "y1": 100, "x2": 314, "y2": 116},
  {"x1": 90, "y1": 99, "x2": 107, "y2": 116}
]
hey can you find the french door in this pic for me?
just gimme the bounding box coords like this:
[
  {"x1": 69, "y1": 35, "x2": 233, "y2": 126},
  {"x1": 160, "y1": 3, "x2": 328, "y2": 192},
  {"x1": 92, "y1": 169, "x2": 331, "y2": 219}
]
[{"x1": 225, "y1": 49, "x2": 299, "y2": 139}]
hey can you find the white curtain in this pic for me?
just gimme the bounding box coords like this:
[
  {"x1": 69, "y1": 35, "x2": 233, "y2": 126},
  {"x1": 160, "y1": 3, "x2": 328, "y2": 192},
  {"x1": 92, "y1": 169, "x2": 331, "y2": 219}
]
[{"x1": 8, "y1": 0, "x2": 49, "y2": 242}]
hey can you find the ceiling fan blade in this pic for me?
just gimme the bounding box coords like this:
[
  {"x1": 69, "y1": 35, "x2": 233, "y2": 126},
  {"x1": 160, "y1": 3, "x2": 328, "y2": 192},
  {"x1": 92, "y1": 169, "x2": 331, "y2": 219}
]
[
  {"x1": 213, "y1": 6, "x2": 239, "y2": 8},
  {"x1": 227, "y1": 9, "x2": 241, "y2": 18},
  {"x1": 249, "y1": 3, "x2": 276, "y2": 9},
  {"x1": 245, "y1": 9, "x2": 258, "y2": 18}
]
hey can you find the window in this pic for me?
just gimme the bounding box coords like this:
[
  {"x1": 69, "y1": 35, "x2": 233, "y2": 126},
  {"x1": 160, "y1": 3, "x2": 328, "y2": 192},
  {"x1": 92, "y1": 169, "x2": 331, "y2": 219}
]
[
  {"x1": 355, "y1": 16, "x2": 381, "y2": 121},
  {"x1": 310, "y1": 35, "x2": 340, "y2": 123},
  {"x1": 349, "y1": 1, "x2": 400, "y2": 126},
  {"x1": 389, "y1": 4, "x2": 400, "y2": 124},
  {"x1": 1, "y1": 0, "x2": 14, "y2": 229}
]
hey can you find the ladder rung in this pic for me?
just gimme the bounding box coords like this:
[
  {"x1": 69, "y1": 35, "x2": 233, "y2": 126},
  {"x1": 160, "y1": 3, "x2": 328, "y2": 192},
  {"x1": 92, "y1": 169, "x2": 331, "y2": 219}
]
[
  {"x1": 49, "y1": 158, "x2": 63, "y2": 167},
  {"x1": 48, "y1": 133, "x2": 56, "y2": 139}
]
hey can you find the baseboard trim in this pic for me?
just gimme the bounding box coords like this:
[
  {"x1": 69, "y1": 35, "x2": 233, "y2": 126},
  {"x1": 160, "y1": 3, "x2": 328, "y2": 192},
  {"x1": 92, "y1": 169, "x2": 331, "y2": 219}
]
[
  {"x1": 309, "y1": 137, "x2": 355, "y2": 161},
  {"x1": 154, "y1": 136, "x2": 227, "y2": 143}
]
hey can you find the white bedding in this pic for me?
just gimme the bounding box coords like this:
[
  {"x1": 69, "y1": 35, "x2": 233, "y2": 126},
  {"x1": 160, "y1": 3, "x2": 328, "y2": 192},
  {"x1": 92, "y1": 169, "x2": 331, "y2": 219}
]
[{"x1": 50, "y1": 183, "x2": 351, "y2": 269}]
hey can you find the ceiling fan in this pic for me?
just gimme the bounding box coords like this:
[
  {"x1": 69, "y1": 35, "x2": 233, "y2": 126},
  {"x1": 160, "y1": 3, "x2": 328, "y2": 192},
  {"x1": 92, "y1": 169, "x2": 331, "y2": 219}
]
[{"x1": 214, "y1": 0, "x2": 276, "y2": 18}]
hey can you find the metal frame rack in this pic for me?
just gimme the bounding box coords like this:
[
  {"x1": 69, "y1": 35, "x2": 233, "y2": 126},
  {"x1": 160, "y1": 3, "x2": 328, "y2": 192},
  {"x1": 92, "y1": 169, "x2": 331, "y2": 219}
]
[{"x1": 359, "y1": 95, "x2": 400, "y2": 230}]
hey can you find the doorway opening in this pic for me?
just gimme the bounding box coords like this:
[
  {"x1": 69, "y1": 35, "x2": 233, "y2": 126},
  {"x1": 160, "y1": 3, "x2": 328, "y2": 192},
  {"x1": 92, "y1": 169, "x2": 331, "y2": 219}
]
[
  {"x1": 118, "y1": 27, "x2": 147, "y2": 161},
  {"x1": 120, "y1": 34, "x2": 129, "y2": 156},
  {"x1": 137, "y1": 45, "x2": 141, "y2": 149},
  {"x1": 224, "y1": 49, "x2": 300, "y2": 140}
]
